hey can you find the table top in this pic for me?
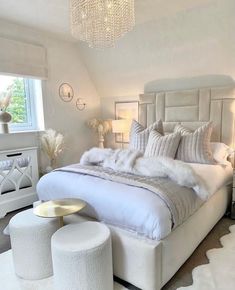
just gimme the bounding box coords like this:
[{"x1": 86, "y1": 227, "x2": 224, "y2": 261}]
[{"x1": 33, "y1": 198, "x2": 86, "y2": 218}]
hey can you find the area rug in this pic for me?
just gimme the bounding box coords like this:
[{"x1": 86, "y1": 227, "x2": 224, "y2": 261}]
[
  {"x1": 178, "y1": 225, "x2": 235, "y2": 290},
  {"x1": 0, "y1": 250, "x2": 128, "y2": 290}
]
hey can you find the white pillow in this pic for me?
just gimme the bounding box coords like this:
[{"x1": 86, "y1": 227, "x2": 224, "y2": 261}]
[
  {"x1": 129, "y1": 120, "x2": 164, "y2": 153},
  {"x1": 211, "y1": 142, "x2": 234, "y2": 165},
  {"x1": 145, "y1": 130, "x2": 181, "y2": 158}
]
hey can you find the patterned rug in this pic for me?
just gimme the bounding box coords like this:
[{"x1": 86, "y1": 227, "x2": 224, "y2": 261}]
[
  {"x1": 178, "y1": 225, "x2": 235, "y2": 290},
  {"x1": 0, "y1": 250, "x2": 128, "y2": 290}
]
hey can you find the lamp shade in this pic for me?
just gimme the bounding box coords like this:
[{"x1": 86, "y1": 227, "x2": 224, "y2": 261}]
[{"x1": 112, "y1": 119, "x2": 132, "y2": 134}]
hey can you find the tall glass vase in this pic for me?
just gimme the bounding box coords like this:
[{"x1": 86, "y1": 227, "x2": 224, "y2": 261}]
[{"x1": 45, "y1": 158, "x2": 57, "y2": 173}]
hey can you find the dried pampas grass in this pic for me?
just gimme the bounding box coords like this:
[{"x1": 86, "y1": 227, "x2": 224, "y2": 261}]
[
  {"x1": 87, "y1": 118, "x2": 112, "y2": 148},
  {"x1": 41, "y1": 129, "x2": 64, "y2": 168},
  {"x1": 87, "y1": 119, "x2": 112, "y2": 135},
  {"x1": 0, "y1": 89, "x2": 12, "y2": 111}
]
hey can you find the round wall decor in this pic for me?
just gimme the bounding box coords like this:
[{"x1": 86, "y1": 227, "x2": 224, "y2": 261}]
[
  {"x1": 59, "y1": 83, "x2": 74, "y2": 102},
  {"x1": 76, "y1": 98, "x2": 86, "y2": 111}
]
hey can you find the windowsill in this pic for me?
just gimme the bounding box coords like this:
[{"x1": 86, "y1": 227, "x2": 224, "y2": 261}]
[{"x1": 0, "y1": 129, "x2": 45, "y2": 136}]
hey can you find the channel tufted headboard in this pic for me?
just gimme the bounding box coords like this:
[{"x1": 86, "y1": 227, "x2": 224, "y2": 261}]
[{"x1": 139, "y1": 86, "x2": 235, "y2": 147}]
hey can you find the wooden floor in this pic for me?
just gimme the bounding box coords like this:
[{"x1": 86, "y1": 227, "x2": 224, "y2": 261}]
[{"x1": 1, "y1": 208, "x2": 234, "y2": 290}]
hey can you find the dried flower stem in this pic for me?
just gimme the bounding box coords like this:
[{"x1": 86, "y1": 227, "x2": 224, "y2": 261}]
[{"x1": 41, "y1": 129, "x2": 65, "y2": 168}]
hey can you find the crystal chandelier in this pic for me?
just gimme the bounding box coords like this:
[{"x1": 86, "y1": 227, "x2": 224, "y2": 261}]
[{"x1": 70, "y1": 0, "x2": 135, "y2": 49}]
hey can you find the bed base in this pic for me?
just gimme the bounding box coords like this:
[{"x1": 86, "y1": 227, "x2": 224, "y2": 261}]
[{"x1": 64, "y1": 185, "x2": 231, "y2": 290}]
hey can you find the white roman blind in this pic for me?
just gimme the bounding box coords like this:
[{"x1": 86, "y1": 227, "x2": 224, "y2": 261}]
[{"x1": 0, "y1": 37, "x2": 48, "y2": 79}]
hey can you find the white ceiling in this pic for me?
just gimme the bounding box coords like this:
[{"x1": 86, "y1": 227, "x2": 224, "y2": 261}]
[{"x1": 0, "y1": 0, "x2": 212, "y2": 41}]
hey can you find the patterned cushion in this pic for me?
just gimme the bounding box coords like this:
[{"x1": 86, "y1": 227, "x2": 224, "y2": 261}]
[
  {"x1": 144, "y1": 131, "x2": 181, "y2": 158},
  {"x1": 174, "y1": 122, "x2": 214, "y2": 164},
  {"x1": 129, "y1": 120, "x2": 164, "y2": 153}
]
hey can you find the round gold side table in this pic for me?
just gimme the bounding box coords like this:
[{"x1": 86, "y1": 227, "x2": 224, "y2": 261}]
[{"x1": 33, "y1": 198, "x2": 86, "y2": 228}]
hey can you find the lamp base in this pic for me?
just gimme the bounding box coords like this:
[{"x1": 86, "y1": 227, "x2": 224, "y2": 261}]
[{"x1": 98, "y1": 133, "x2": 104, "y2": 149}]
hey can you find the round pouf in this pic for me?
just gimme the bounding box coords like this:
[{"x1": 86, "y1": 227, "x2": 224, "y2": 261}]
[
  {"x1": 9, "y1": 208, "x2": 60, "y2": 280},
  {"x1": 52, "y1": 222, "x2": 113, "y2": 290}
]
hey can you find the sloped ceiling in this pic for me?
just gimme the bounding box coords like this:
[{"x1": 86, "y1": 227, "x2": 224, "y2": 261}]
[
  {"x1": 0, "y1": 0, "x2": 234, "y2": 99},
  {"x1": 78, "y1": 0, "x2": 235, "y2": 97}
]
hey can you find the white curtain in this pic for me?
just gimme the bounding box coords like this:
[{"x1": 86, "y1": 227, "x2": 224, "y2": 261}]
[{"x1": 0, "y1": 37, "x2": 48, "y2": 79}]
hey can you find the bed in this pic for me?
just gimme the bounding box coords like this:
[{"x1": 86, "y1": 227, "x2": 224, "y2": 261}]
[{"x1": 37, "y1": 85, "x2": 235, "y2": 290}]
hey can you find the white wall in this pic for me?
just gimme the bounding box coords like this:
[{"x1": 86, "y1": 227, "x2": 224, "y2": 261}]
[
  {"x1": 1, "y1": 0, "x2": 235, "y2": 155},
  {"x1": 79, "y1": 0, "x2": 235, "y2": 98},
  {"x1": 0, "y1": 19, "x2": 100, "y2": 172},
  {"x1": 78, "y1": 0, "x2": 235, "y2": 147}
]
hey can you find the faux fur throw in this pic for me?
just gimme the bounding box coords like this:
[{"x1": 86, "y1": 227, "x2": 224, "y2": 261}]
[{"x1": 80, "y1": 148, "x2": 208, "y2": 200}]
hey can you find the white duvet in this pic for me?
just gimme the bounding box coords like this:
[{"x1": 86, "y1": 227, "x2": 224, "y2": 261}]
[{"x1": 37, "y1": 160, "x2": 232, "y2": 241}]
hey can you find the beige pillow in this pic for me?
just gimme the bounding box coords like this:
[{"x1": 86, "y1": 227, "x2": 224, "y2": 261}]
[
  {"x1": 174, "y1": 122, "x2": 214, "y2": 164},
  {"x1": 144, "y1": 130, "x2": 181, "y2": 158},
  {"x1": 129, "y1": 120, "x2": 164, "y2": 153}
]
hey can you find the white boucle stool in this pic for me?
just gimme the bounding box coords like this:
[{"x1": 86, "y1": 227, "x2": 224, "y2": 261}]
[
  {"x1": 9, "y1": 208, "x2": 60, "y2": 280},
  {"x1": 51, "y1": 222, "x2": 113, "y2": 290}
]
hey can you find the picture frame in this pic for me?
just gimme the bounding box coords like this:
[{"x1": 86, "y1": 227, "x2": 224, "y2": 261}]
[{"x1": 115, "y1": 101, "x2": 139, "y2": 143}]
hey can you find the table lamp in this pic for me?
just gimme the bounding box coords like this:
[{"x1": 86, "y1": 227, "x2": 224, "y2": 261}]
[{"x1": 112, "y1": 119, "x2": 132, "y2": 148}]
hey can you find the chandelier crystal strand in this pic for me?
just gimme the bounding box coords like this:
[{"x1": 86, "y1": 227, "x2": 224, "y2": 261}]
[{"x1": 70, "y1": 0, "x2": 135, "y2": 48}]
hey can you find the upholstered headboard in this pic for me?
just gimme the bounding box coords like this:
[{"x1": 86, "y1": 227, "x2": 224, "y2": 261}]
[{"x1": 139, "y1": 86, "x2": 235, "y2": 147}]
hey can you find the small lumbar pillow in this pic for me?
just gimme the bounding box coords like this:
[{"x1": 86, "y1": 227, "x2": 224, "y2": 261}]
[
  {"x1": 174, "y1": 122, "x2": 214, "y2": 164},
  {"x1": 144, "y1": 131, "x2": 181, "y2": 158},
  {"x1": 129, "y1": 120, "x2": 164, "y2": 153}
]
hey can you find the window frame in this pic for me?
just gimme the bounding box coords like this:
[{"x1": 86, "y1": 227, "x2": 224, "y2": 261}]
[{"x1": 9, "y1": 78, "x2": 42, "y2": 132}]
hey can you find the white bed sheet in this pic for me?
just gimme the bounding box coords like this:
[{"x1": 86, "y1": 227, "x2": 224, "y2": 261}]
[
  {"x1": 37, "y1": 163, "x2": 232, "y2": 240},
  {"x1": 188, "y1": 162, "x2": 233, "y2": 197}
]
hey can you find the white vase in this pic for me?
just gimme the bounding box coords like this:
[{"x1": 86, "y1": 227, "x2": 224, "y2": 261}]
[
  {"x1": 0, "y1": 111, "x2": 12, "y2": 134},
  {"x1": 45, "y1": 158, "x2": 57, "y2": 173},
  {"x1": 45, "y1": 166, "x2": 53, "y2": 173}
]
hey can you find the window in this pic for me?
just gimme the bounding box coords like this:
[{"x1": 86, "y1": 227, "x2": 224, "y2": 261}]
[{"x1": 0, "y1": 75, "x2": 44, "y2": 132}]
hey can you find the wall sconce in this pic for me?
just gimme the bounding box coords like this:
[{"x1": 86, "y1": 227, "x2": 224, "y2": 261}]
[
  {"x1": 59, "y1": 83, "x2": 86, "y2": 111},
  {"x1": 76, "y1": 98, "x2": 86, "y2": 111},
  {"x1": 59, "y1": 83, "x2": 74, "y2": 102}
]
